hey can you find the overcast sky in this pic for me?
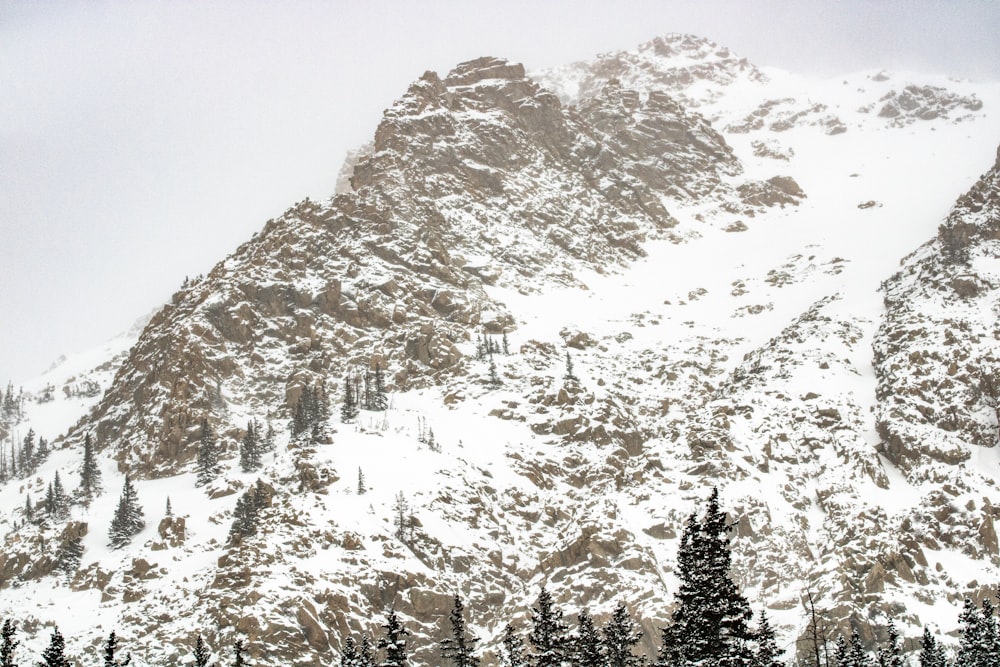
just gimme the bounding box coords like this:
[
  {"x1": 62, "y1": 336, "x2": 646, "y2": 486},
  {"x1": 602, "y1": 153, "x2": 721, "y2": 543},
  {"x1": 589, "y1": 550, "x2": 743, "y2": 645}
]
[{"x1": 1, "y1": 0, "x2": 998, "y2": 384}]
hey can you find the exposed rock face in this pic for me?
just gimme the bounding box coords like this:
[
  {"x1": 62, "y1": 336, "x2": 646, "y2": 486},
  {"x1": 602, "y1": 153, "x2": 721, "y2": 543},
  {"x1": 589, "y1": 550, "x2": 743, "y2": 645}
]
[
  {"x1": 874, "y1": 146, "x2": 1000, "y2": 479},
  {"x1": 65, "y1": 55, "x2": 791, "y2": 478},
  {"x1": 860, "y1": 85, "x2": 983, "y2": 126}
]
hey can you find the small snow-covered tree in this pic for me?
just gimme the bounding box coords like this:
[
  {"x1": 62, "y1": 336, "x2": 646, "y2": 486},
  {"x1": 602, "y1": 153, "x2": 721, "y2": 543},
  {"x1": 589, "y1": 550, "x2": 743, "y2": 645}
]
[
  {"x1": 103, "y1": 630, "x2": 131, "y2": 667},
  {"x1": 192, "y1": 634, "x2": 211, "y2": 667},
  {"x1": 392, "y1": 492, "x2": 409, "y2": 541},
  {"x1": 378, "y1": 610, "x2": 410, "y2": 667},
  {"x1": 108, "y1": 475, "x2": 145, "y2": 549},
  {"x1": 232, "y1": 639, "x2": 248, "y2": 667},
  {"x1": 341, "y1": 374, "x2": 359, "y2": 423},
  {"x1": 55, "y1": 534, "x2": 84, "y2": 576}
]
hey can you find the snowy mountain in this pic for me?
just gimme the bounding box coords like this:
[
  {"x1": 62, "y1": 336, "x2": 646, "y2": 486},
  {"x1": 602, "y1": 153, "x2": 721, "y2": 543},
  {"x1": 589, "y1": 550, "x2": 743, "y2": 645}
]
[{"x1": 2, "y1": 33, "x2": 1000, "y2": 666}]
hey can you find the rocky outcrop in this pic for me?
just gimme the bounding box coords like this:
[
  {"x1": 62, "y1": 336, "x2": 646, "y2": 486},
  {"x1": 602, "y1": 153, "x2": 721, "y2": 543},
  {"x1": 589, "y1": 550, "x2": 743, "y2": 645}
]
[{"x1": 859, "y1": 85, "x2": 983, "y2": 126}]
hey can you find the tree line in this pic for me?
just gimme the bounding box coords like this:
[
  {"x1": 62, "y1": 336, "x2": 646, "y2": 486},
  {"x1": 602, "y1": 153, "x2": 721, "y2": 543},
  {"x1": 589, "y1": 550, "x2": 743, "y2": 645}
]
[{"x1": 4, "y1": 490, "x2": 996, "y2": 666}]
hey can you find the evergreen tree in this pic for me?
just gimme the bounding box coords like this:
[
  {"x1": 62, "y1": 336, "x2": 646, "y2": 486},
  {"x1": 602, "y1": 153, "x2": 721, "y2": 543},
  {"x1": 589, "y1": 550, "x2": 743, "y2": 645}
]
[
  {"x1": 956, "y1": 598, "x2": 984, "y2": 667},
  {"x1": 363, "y1": 371, "x2": 373, "y2": 411},
  {"x1": 358, "y1": 468, "x2": 367, "y2": 495},
  {"x1": 502, "y1": 332, "x2": 510, "y2": 355},
  {"x1": 233, "y1": 639, "x2": 248, "y2": 667},
  {"x1": 488, "y1": 358, "x2": 502, "y2": 388},
  {"x1": 19, "y1": 430, "x2": 34, "y2": 476},
  {"x1": 499, "y1": 625, "x2": 527, "y2": 667},
  {"x1": 833, "y1": 636, "x2": 848, "y2": 667},
  {"x1": 570, "y1": 609, "x2": 604, "y2": 667},
  {"x1": 166, "y1": 496, "x2": 173, "y2": 517},
  {"x1": 80, "y1": 433, "x2": 102, "y2": 499},
  {"x1": 23, "y1": 494, "x2": 32, "y2": 522},
  {"x1": 877, "y1": 620, "x2": 903, "y2": 667},
  {"x1": 373, "y1": 363, "x2": 388, "y2": 411},
  {"x1": 193, "y1": 635, "x2": 212, "y2": 667},
  {"x1": 846, "y1": 629, "x2": 872, "y2": 667},
  {"x1": 441, "y1": 595, "x2": 480, "y2": 667},
  {"x1": 358, "y1": 636, "x2": 375, "y2": 667},
  {"x1": 229, "y1": 481, "x2": 267, "y2": 543},
  {"x1": 753, "y1": 610, "x2": 783, "y2": 667},
  {"x1": 528, "y1": 588, "x2": 568, "y2": 667},
  {"x1": 341, "y1": 374, "x2": 359, "y2": 423},
  {"x1": 103, "y1": 630, "x2": 131, "y2": 667},
  {"x1": 378, "y1": 610, "x2": 410, "y2": 667},
  {"x1": 0, "y1": 618, "x2": 18, "y2": 667},
  {"x1": 392, "y1": 492, "x2": 409, "y2": 541},
  {"x1": 51, "y1": 471, "x2": 69, "y2": 521},
  {"x1": 196, "y1": 419, "x2": 220, "y2": 487},
  {"x1": 55, "y1": 534, "x2": 84, "y2": 576},
  {"x1": 341, "y1": 637, "x2": 360, "y2": 667},
  {"x1": 981, "y1": 598, "x2": 1000, "y2": 666},
  {"x1": 240, "y1": 420, "x2": 262, "y2": 472},
  {"x1": 108, "y1": 475, "x2": 145, "y2": 549},
  {"x1": 657, "y1": 488, "x2": 753, "y2": 667},
  {"x1": 39, "y1": 627, "x2": 69, "y2": 667},
  {"x1": 603, "y1": 601, "x2": 643, "y2": 667},
  {"x1": 263, "y1": 421, "x2": 276, "y2": 453},
  {"x1": 918, "y1": 627, "x2": 946, "y2": 667},
  {"x1": 564, "y1": 351, "x2": 578, "y2": 383}
]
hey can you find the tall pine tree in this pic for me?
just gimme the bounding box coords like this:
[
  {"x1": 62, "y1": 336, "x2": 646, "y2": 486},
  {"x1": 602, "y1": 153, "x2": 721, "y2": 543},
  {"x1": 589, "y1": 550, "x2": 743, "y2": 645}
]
[
  {"x1": 193, "y1": 634, "x2": 212, "y2": 667},
  {"x1": 499, "y1": 625, "x2": 527, "y2": 667},
  {"x1": 103, "y1": 630, "x2": 131, "y2": 667},
  {"x1": 528, "y1": 588, "x2": 568, "y2": 667},
  {"x1": 108, "y1": 475, "x2": 145, "y2": 549},
  {"x1": 570, "y1": 609, "x2": 604, "y2": 667},
  {"x1": 441, "y1": 595, "x2": 479, "y2": 667},
  {"x1": 657, "y1": 488, "x2": 753, "y2": 667},
  {"x1": 918, "y1": 627, "x2": 946, "y2": 667},
  {"x1": 80, "y1": 433, "x2": 102, "y2": 499},
  {"x1": 239, "y1": 420, "x2": 262, "y2": 472},
  {"x1": 603, "y1": 602, "x2": 643, "y2": 667},
  {"x1": 196, "y1": 419, "x2": 220, "y2": 487}
]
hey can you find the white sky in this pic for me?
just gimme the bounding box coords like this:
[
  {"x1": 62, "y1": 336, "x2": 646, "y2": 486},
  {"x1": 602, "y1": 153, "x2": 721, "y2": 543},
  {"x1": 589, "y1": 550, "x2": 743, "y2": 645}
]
[{"x1": 1, "y1": 0, "x2": 998, "y2": 384}]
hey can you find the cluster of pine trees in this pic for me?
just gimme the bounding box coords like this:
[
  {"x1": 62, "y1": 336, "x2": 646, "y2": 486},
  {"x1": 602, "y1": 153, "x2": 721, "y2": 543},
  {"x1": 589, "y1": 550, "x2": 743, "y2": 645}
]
[
  {"x1": 0, "y1": 427, "x2": 52, "y2": 482},
  {"x1": 341, "y1": 365, "x2": 388, "y2": 423}
]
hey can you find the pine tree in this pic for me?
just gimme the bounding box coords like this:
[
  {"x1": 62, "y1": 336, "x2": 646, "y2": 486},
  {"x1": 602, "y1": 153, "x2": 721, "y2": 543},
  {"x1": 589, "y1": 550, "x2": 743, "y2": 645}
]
[
  {"x1": 358, "y1": 468, "x2": 367, "y2": 495},
  {"x1": 956, "y1": 598, "x2": 984, "y2": 667},
  {"x1": 240, "y1": 420, "x2": 262, "y2": 472},
  {"x1": 603, "y1": 601, "x2": 643, "y2": 667},
  {"x1": 341, "y1": 637, "x2": 360, "y2": 667},
  {"x1": 378, "y1": 610, "x2": 410, "y2": 667},
  {"x1": 657, "y1": 488, "x2": 753, "y2": 667},
  {"x1": 229, "y1": 482, "x2": 267, "y2": 543},
  {"x1": 358, "y1": 636, "x2": 375, "y2": 667},
  {"x1": 341, "y1": 374, "x2": 359, "y2": 423},
  {"x1": 0, "y1": 618, "x2": 18, "y2": 667},
  {"x1": 103, "y1": 630, "x2": 131, "y2": 667},
  {"x1": 834, "y1": 636, "x2": 848, "y2": 667},
  {"x1": 499, "y1": 625, "x2": 527, "y2": 667},
  {"x1": 528, "y1": 588, "x2": 568, "y2": 667},
  {"x1": 502, "y1": 332, "x2": 510, "y2": 355},
  {"x1": 918, "y1": 627, "x2": 946, "y2": 667},
  {"x1": 393, "y1": 492, "x2": 409, "y2": 541},
  {"x1": 80, "y1": 433, "x2": 102, "y2": 499},
  {"x1": 263, "y1": 421, "x2": 276, "y2": 453},
  {"x1": 373, "y1": 363, "x2": 388, "y2": 411},
  {"x1": 753, "y1": 610, "x2": 783, "y2": 667},
  {"x1": 165, "y1": 496, "x2": 173, "y2": 517},
  {"x1": 19, "y1": 430, "x2": 34, "y2": 476},
  {"x1": 108, "y1": 475, "x2": 145, "y2": 549},
  {"x1": 193, "y1": 634, "x2": 212, "y2": 667},
  {"x1": 877, "y1": 620, "x2": 903, "y2": 667},
  {"x1": 233, "y1": 639, "x2": 248, "y2": 667},
  {"x1": 23, "y1": 494, "x2": 32, "y2": 522},
  {"x1": 55, "y1": 534, "x2": 84, "y2": 576},
  {"x1": 488, "y1": 357, "x2": 502, "y2": 388},
  {"x1": 981, "y1": 598, "x2": 1000, "y2": 666},
  {"x1": 846, "y1": 629, "x2": 872, "y2": 667},
  {"x1": 570, "y1": 609, "x2": 604, "y2": 667},
  {"x1": 51, "y1": 471, "x2": 69, "y2": 521},
  {"x1": 196, "y1": 419, "x2": 220, "y2": 487},
  {"x1": 564, "y1": 351, "x2": 578, "y2": 383},
  {"x1": 441, "y1": 595, "x2": 480, "y2": 667},
  {"x1": 39, "y1": 627, "x2": 69, "y2": 667}
]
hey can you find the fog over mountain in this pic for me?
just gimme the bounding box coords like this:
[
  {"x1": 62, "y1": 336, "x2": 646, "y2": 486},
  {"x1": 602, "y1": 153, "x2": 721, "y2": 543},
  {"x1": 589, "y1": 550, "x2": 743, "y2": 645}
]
[{"x1": 1, "y1": 0, "x2": 999, "y2": 383}]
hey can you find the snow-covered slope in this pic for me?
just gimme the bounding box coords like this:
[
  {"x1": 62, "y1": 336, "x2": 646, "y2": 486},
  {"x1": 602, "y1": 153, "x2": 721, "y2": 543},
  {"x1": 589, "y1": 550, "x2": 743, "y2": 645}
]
[{"x1": 2, "y1": 33, "x2": 1000, "y2": 666}]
